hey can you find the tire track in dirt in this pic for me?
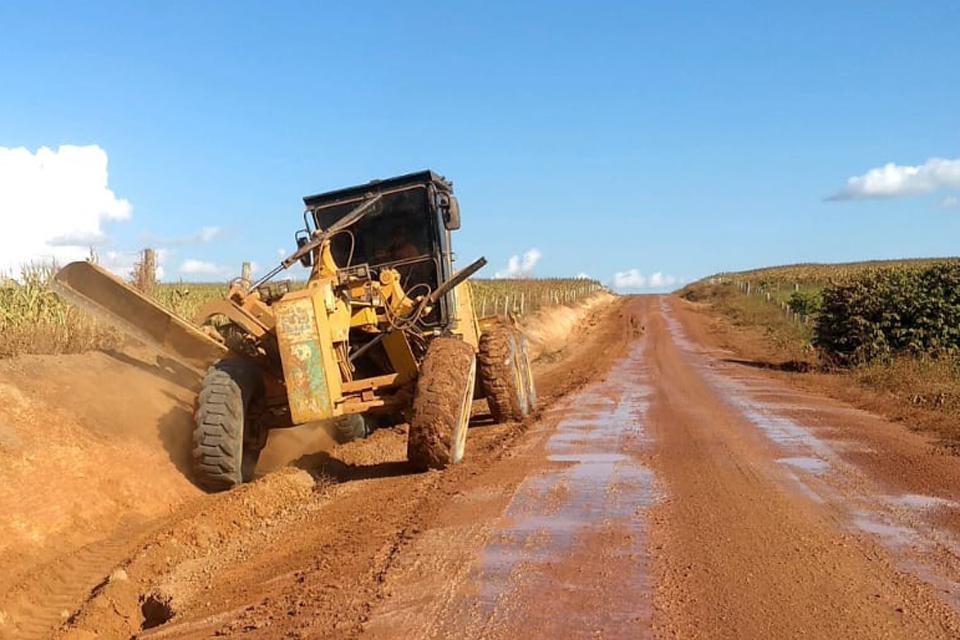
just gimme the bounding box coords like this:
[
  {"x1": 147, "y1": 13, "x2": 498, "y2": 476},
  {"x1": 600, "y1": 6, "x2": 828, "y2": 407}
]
[{"x1": 1, "y1": 529, "x2": 141, "y2": 640}]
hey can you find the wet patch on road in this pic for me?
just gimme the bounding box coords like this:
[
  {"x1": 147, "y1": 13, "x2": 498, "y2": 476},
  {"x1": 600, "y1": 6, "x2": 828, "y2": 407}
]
[
  {"x1": 777, "y1": 456, "x2": 831, "y2": 475},
  {"x1": 437, "y1": 342, "x2": 658, "y2": 639}
]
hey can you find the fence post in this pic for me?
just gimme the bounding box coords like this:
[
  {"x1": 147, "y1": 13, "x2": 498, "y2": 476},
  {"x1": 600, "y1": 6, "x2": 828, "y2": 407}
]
[{"x1": 133, "y1": 248, "x2": 157, "y2": 295}]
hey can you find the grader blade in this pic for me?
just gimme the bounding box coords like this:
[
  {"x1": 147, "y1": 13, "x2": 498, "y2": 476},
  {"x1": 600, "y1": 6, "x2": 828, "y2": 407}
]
[{"x1": 52, "y1": 261, "x2": 229, "y2": 373}]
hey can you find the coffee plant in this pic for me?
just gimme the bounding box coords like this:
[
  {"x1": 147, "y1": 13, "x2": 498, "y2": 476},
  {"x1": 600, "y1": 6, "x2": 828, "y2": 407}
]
[{"x1": 814, "y1": 264, "x2": 960, "y2": 364}]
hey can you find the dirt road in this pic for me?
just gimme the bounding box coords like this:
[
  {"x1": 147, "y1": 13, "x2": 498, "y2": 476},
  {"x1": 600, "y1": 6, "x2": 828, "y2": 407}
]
[{"x1": 10, "y1": 295, "x2": 960, "y2": 638}]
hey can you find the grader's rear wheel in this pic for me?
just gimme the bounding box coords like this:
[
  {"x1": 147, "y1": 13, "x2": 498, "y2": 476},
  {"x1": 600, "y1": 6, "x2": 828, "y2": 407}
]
[
  {"x1": 332, "y1": 414, "x2": 369, "y2": 444},
  {"x1": 192, "y1": 359, "x2": 264, "y2": 492},
  {"x1": 478, "y1": 327, "x2": 531, "y2": 422},
  {"x1": 517, "y1": 333, "x2": 538, "y2": 413},
  {"x1": 407, "y1": 338, "x2": 477, "y2": 470}
]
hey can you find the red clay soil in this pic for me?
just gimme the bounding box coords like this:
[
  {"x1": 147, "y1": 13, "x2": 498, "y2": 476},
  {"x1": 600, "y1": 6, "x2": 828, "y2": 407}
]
[
  {"x1": 9, "y1": 296, "x2": 960, "y2": 638},
  {"x1": 0, "y1": 297, "x2": 633, "y2": 639}
]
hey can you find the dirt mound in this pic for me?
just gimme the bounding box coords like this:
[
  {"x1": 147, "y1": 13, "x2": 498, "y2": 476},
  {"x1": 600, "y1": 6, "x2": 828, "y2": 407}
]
[
  {"x1": 0, "y1": 348, "x2": 203, "y2": 588},
  {"x1": 521, "y1": 293, "x2": 614, "y2": 361}
]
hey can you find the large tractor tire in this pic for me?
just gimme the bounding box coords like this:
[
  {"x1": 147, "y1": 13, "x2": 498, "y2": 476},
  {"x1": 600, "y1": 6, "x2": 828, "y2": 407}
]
[
  {"x1": 192, "y1": 359, "x2": 264, "y2": 492},
  {"x1": 478, "y1": 326, "x2": 533, "y2": 422},
  {"x1": 408, "y1": 338, "x2": 477, "y2": 470}
]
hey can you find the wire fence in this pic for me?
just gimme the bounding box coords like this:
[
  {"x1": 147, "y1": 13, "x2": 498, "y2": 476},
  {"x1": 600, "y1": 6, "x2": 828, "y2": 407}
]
[
  {"x1": 711, "y1": 276, "x2": 814, "y2": 326},
  {"x1": 472, "y1": 280, "x2": 607, "y2": 317}
]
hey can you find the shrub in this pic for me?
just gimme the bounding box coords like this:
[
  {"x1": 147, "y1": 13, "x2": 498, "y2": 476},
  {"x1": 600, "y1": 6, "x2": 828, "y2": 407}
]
[
  {"x1": 787, "y1": 290, "x2": 821, "y2": 317},
  {"x1": 814, "y1": 264, "x2": 960, "y2": 365}
]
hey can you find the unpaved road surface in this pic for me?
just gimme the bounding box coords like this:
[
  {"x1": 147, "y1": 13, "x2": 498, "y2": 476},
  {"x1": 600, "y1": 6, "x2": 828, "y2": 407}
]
[{"x1": 7, "y1": 296, "x2": 960, "y2": 638}]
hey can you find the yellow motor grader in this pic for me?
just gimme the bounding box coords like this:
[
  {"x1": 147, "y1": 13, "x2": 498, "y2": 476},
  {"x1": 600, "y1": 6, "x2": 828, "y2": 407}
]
[{"x1": 54, "y1": 171, "x2": 536, "y2": 490}]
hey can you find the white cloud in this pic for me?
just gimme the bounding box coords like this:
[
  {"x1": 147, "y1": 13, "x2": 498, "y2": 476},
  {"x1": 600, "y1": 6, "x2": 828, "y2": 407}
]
[
  {"x1": 613, "y1": 269, "x2": 678, "y2": 290},
  {"x1": 99, "y1": 248, "x2": 169, "y2": 281},
  {"x1": 196, "y1": 226, "x2": 221, "y2": 242},
  {"x1": 648, "y1": 272, "x2": 677, "y2": 288},
  {"x1": 277, "y1": 248, "x2": 287, "y2": 258},
  {"x1": 0, "y1": 145, "x2": 131, "y2": 275},
  {"x1": 828, "y1": 158, "x2": 960, "y2": 201},
  {"x1": 142, "y1": 225, "x2": 222, "y2": 246},
  {"x1": 575, "y1": 272, "x2": 591, "y2": 280},
  {"x1": 613, "y1": 269, "x2": 646, "y2": 289},
  {"x1": 179, "y1": 259, "x2": 233, "y2": 279},
  {"x1": 942, "y1": 195, "x2": 960, "y2": 208},
  {"x1": 49, "y1": 230, "x2": 110, "y2": 247},
  {"x1": 495, "y1": 248, "x2": 542, "y2": 278}
]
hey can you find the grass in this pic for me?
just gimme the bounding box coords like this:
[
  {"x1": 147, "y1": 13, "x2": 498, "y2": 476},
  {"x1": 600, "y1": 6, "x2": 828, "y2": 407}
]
[
  {"x1": 0, "y1": 264, "x2": 605, "y2": 359},
  {"x1": 682, "y1": 280, "x2": 813, "y2": 362},
  {"x1": 854, "y1": 356, "x2": 960, "y2": 417},
  {"x1": 682, "y1": 267, "x2": 960, "y2": 446}
]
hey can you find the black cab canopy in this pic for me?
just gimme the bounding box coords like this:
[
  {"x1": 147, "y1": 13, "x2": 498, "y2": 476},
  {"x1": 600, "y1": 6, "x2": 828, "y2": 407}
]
[{"x1": 302, "y1": 170, "x2": 451, "y2": 211}]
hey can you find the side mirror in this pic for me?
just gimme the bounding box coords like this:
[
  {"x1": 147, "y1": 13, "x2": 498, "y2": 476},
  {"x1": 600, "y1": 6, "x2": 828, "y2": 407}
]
[
  {"x1": 295, "y1": 232, "x2": 313, "y2": 267},
  {"x1": 441, "y1": 194, "x2": 461, "y2": 231}
]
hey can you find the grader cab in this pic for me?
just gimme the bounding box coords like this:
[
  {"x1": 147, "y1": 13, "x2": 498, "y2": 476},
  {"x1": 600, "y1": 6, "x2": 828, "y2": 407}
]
[{"x1": 53, "y1": 171, "x2": 536, "y2": 491}]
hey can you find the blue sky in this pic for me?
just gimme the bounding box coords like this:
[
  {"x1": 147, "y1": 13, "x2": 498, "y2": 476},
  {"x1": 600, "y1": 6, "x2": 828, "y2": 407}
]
[{"x1": 1, "y1": 1, "x2": 958, "y2": 289}]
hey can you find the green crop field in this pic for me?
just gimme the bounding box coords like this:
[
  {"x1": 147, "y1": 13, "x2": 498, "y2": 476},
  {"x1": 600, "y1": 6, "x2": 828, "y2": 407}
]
[
  {"x1": 686, "y1": 258, "x2": 960, "y2": 319},
  {"x1": 0, "y1": 263, "x2": 606, "y2": 358},
  {"x1": 686, "y1": 257, "x2": 960, "y2": 365},
  {"x1": 710, "y1": 258, "x2": 960, "y2": 301}
]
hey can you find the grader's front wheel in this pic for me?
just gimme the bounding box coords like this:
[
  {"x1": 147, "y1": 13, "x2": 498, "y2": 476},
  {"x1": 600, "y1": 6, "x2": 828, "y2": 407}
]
[
  {"x1": 192, "y1": 359, "x2": 264, "y2": 492},
  {"x1": 407, "y1": 338, "x2": 477, "y2": 470}
]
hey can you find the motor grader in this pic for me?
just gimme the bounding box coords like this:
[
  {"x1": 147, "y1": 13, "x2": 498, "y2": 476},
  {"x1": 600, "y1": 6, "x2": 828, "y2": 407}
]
[{"x1": 54, "y1": 170, "x2": 536, "y2": 491}]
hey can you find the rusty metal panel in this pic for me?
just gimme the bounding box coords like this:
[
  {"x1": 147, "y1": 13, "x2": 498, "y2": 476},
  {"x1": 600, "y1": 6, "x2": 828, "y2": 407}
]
[{"x1": 275, "y1": 294, "x2": 336, "y2": 423}]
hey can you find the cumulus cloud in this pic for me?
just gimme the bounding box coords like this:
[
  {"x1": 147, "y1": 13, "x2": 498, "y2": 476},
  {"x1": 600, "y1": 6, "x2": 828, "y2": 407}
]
[
  {"x1": 613, "y1": 269, "x2": 678, "y2": 290},
  {"x1": 828, "y1": 158, "x2": 960, "y2": 201},
  {"x1": 179, "y1": 259, "x2": 234, "y2": 279},
  {"x1": 0, "y1": 145, "x2": 131, "y2": 274},
  {"x1": 495, "y1": 248, "x2": 542, "y2": 278},
  {"x1": 575, "y1": 272, "x2": 591, "y2": 280},
  {"x1": 942, "y1": 195, "x2": 960, "y2": 208},
  {"x1": 196, "y1": 226, "x2": 221, "y2": 242},
  {"x1": 142, "y1": 225, "x2": 222, "y2": 246},
  {"x1": 98, "y1": 248, "x2": 169, "y2": 281},
  {"x1": 48, "y1": 230, "x2": 109, "y2": 247}
]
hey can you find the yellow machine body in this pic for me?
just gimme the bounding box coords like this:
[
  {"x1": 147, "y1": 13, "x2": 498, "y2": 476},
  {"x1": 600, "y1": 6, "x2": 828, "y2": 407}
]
[
  {"x1": 273, "y1": 257, "x2": 479, "y2": 424},
  {"x1": 53, "y1": 172, "x2": 488, "y2": 434},
  {"x1": 274, "y1": 285, "x2": 342, "y2": 423}
]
